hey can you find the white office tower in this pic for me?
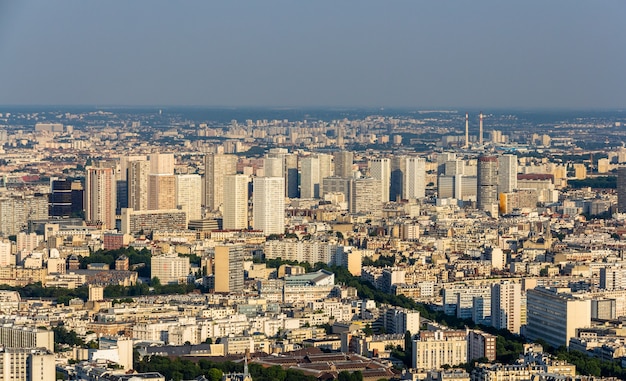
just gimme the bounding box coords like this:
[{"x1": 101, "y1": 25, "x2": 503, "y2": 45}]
[
  {"x1": 223, "y1": 174, "x2": 249, "y2": 230},
  {"x1": 263, "y1": 157, "x2": 283, "y2": 177},
  {"x1": 404, "y1": 157, "x2": 426, "y2": 200},
  {"x1": 149, "y1": 153, "x2": 175, "y2": 175},
  {"x1": 176, "y1": 174, "x2": 202, "y2": 222},
  {"x1": 490, "y1": 282, "x2": 521, "y2": 334},
  {"x1": 318, "y1": 153, "x2": 334, "y2": 194},
  {"x1": 85, "y1": 166, "x2": 116, "y2": 229},
  {"x1": 498, "y1": 154, "x2": 518, "y2": 194},
  {"x1": 301, "y1": 156, "x2": 320, "y2": 198},
  {"x1": 204, "y1": 153, "x2": 237, "y2": 211},
  {"x1": 253, "y1": 177, "x2": 285, "y2": 235},
  {"x1": 128, "y1": 160, "x2": 150, "y2": 211},
  {"x1": 369, "y1": 158, "x2": 391, "y2": 202}
]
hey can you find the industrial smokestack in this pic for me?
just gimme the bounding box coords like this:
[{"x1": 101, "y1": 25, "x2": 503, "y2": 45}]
[
  {"x1": 465, "y1": 112, "x2": 469, "y2": 148},
  {"x1": 479, "y1": 112, "x2": 484, "y2": 145}
]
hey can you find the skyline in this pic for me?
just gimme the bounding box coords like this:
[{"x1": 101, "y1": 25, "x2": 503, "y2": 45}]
[{"x1": 0, "y1": 1, "x2": 624, "y2": 109}]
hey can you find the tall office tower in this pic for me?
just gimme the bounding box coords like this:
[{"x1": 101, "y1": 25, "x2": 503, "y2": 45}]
[
  {"x1": 479, "y1": 112, "x2": 484, "y2": 145},
  {"x1": 350, "y1": 177, "x2": 382, "y2": 214},
  {"x1": 490, "y1": 282, "x2": 521, "y2": 334},
  {"x1": 148, "y1": 174, "x2": 177, "y2": 210},
  {"x1": 369, "y1": 158, "x2": 391, "y2": 202},
  {"x1": 334, "y1": 151, "x2": 354, "y2": 179},
  {"x1": 526, "y1": 287, "x2": 591, "y2": 348},
  {"x1": 437, "y1": 152, "x2": 456, "y2": 175},
  {"x1": 617, "y1": 167, "x2": 626, "y2": 213},
  {"x1": 176, "y1": 174, "x2": 202, "y2": 222},
  {"x1": 49, "y1": 179, "x2": 72, "y2": 217},
  {"x1": 477, "y1": 156, "x2": 499, "y2": 212},
  {"x1": 85, "y1": 166, "x2": 116, "y2": 229},
  {"x1": 204, "y1": 153, "x2": 237, "y2": 211},
  {"x1": 116, "y1": 180, "x2": 128, "y2": 215},
  {"x1": 214, "y1": 244, "x2": 245, "y2": 293},
  {"x1": 284, "y1": 154, "x2": 299, "y2": 198},
  {"x1": 390, "y1": 155, "x2": 406, "y2": 202},
  {"x1": 128, "y1": 160, "x2": 150, "y2": 211},
  {"x1": 223, "y1": 174, "x2": 249, "y2": 230},
  {"x1": 263, "y1": 157, "x2": 283, "y2": 177},
  {"x1": 252, "y1": 176, "x2": 285, "y2": 235},
  {"x1": 149, "y1": 153, "x2": 174, "y2": 175},
  {"x1": 318, "y1": 154, "x2": 334, "y2": 195},
  {"x1": 498, "y1": 154, "x2": 518, "y2": 194},
  {"x1": 445, "y1": 159, "x2": 465, "y2": 176},
  {"x1": 404, "y1": 157, "x2": 426, "y2": 200},
  {"x1": 301, "y1": 156, "x2": 320, "y2": 198}
]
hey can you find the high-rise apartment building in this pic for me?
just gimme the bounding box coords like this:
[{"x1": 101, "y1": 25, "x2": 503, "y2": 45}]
[
  {"x1": 369, "y1": 158, "x2": 391, "y2": 202},
  {"x1": 149, "y1": 153, "x2": 174, "y2": 175},
  {"x1": 498, "y1": 154, "x2": 518, "y2": 194},
  {"x1": 148, "y1": 174, "x2": 177, "y2": 210},
  {"x1": 333, "y1": 151, "x2": 354, "y2": 179},
  {"x1": 204, "y1": 154, "x2": 237, "y2": 211},
  {"x1": 477, "y1": 156, "x2": 499, "y2": 213},
  {"x1": 0, "y1": 348, "x2": 55, "y2": 381},
  {"x1": 490, "y1": 282, "x2": 521, "y2": 334},
  {"x1": 526, "y1": 287, "x2": 591, "y2": 348},
  {"x1": 176, "y1": 174, "x2": 202, "y2": 222},
  {"x1": 85, "y1": 166, "x2": 116, "y2": 229},
  {"x1": 128, "y1": 160, "x2": 150, "y2": 211},
  {"x1": 404, "y1": 157, "x2": 426, "y2": 200},
  {"x1": 263, "y1": 157, "x2": 283, "y2": 178},
  {"x1": 252, "y1": 177, "x2": 285, "y2": 235},
  {"x1": 214, "y1": 244, "x2": 245, "y2": 293},
  {"x1": 350, "y1": 178, "x2": 382, "y2": 214},
  {"x1": 223, "y1": 174, "x2": 249, "y2": 230}
]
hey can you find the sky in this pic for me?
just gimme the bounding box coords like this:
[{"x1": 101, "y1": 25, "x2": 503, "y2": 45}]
[{"x1": 0, "y1": 1, "x2": 624, "y2": 109}]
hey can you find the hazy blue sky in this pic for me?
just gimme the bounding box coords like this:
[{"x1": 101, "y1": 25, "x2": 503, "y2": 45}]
[{"x1": 0, "y1": 1, "x2": 624, "y2": 109}]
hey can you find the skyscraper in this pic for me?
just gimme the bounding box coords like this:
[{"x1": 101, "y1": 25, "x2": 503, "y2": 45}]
[
  {"x1": 253, "y1": 176, "x2": 285, "y2": 235},
  {"x1": 263, "y1": 157, "x2": 283, "y2": 177},
  {"x1": 128, "y1": 160, "x2": 150, "y2": 211},
  {"x1": 490, "y1": 282, "x2": 521, "y2": 334},
  {"x1": 176, "y1": 174, "x2": 202, "y2": 222},
  {"x1": 333, "y1": 151, "x2": 354, "y2": 179},
  {"x1": 301, "y1": 156, "x2": 320, "y2": 198},
  {"x1": 404, "y1": 157, "x2": 426, "y2": 200},
  {"x1": 477, "y1": 156, "x2": 499, "y2": 213},
  {"x1": 390, "y1": 155, "x2": 406, "y2": 202},
  {"x1": 498, "y1": 154, "x2": 518, "y2": 194},
  {"x1": 370, "y1": 158, "x2": 391, "y2": 202},
  {"x1": 204, "y1": 153, "x2": 237, "y2": 211},
  {"x1": 85, "y1": 166, "x2": 116, "y2": 229},
  {"x1": 148, "y1": 174, "x2": 177, "y2": 210},
  {"x1": 214, "y1": 244, "x2": 245, "y2": 293},
  {"x1": 223, "y1": 174, "x2": 249, "y2": 230}
]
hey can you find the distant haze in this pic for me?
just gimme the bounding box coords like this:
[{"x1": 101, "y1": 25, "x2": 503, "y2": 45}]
[{"x1": 0, "y1": 1, "x2": 624, "y2": 109}]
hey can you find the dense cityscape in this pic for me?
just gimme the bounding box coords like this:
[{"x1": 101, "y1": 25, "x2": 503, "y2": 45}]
[{"x1": 0, "y1": 107, "x2": 626, "y2": 381}]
